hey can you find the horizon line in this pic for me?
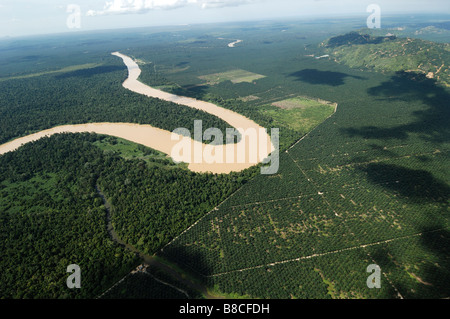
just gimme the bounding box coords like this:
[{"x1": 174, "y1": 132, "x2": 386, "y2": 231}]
[{"x1": 1, "y1": 11, "x2": 449, "y2": 40}]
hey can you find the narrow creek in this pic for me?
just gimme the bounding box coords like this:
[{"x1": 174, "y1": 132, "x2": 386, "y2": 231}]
[{"x1": 95, "y1": 185, "x2": 220, "y2": 299}]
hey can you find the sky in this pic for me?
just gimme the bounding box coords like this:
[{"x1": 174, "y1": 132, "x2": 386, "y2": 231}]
[{"x1": 0, "y1": 0, "x2": 449, "y2": 37}]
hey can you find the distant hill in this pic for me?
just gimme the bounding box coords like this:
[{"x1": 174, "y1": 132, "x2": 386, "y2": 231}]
[
  {"x1": 325, "y1": 31, "x2": 398, "y2": 47},
  {"x1": 321, "y1": 31, "x2": 450, "y2": 86}
]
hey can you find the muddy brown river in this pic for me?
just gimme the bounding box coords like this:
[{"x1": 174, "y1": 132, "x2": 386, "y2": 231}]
[{"x1": 0, "y1": 52, "x2": 274, "y2": 174}]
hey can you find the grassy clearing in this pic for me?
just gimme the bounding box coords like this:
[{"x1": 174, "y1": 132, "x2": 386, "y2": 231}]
[
  {"x1": 93, "y1": 136, "x2": 187, "y2": 169},
  {"x1": 272, "y1": 96, "x2": 336, "y2": 110},
  {"x1": 239, "y1": 95, "x2": 260, "y2": 102},
  {"x1": 261, "y1": 99, "x2": 336, "y2": 133},
  {"x1": 199, "y1": 69, "x2": 266, "y2": 85}
]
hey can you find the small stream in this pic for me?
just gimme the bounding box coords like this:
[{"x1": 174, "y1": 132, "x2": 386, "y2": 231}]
[{"x1": 95, "y1": 185, "x2": 219, "y2": 299}]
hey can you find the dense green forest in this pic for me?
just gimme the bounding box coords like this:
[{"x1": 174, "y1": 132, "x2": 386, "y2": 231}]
[
  {"x1": 0, "y1": 133, "x2": 253, "y2": 298},
  {"x1": 0, "y1": 134, "x2": 139, "y2": 298}
]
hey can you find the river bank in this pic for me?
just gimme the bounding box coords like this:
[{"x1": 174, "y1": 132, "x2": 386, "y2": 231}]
[{"x1": 0, "y1": 52, "x2": 274, "y2": 175}]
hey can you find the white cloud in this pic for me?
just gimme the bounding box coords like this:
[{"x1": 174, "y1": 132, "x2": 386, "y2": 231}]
[
  {"x1": 197, "y1": 0, "x2": 259, "y2": 9},
  {"x1": 87, "y1": 0, "x2": 260, "y2": 16}
]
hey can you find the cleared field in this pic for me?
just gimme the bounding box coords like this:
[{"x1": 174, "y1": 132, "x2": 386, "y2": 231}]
[
  {"x1": 272, "y1": 96, "x2": 337, "y2": 110},
  {"x1": 239, "y1": 95, "x2": 260, "y2": 102},
  {"x1": 199, "y1": 69, "x2": 266, "y2": 85},
  {"x1": 261, "y1": 100, "x2": 336, "y2": 133}
]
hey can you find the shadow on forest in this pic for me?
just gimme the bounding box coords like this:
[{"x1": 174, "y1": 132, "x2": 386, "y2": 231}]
[
  {"x1": 100, "y1": 248, "x2": 212, "y2": 298},
  {"x1": 417, "y1": 227, "x2": 450, "y2": 296},
  {"x1": 348, "y1": 143, "x2": 399, "y2": 164},
  {"x1": 341, "y1": 74, "x2": 449, "y2": 298},
  {"x1": 368, "y1": 144, "x2": 398, "y2": 158},
  {"x1": 20, "y1": 55, "x2": 42, "y2": 62},
  {"x1": 157, "y1": 246, "x2": 212, "y2": 287},
  {"x1": 176, "y1": 61, "x2": 190, "y2": 67},
  {"x1": 288, "y1": 69, "x2": 364, "y2": 86},
  {"x1": 342, "y1": 71, "x2": 450, "y2": 143},
  {"x1": 55, "y1": 65, "x2": 124, "y2": 79},
  {"x1": 170, "y1": 84, "x2": 210, "y2": 100},
  {"x1": 100, "y1": 271, "x2": 190, "y2": 299},
  {"x1": 341, "y1": 71, "x2": 449, "y2": 205},
  {"x1": 358, "y1": 163, "x2": 450, "y2": 203},
  {"x1": 368, "y1": 228, "x2": 450, "y2": 298}
]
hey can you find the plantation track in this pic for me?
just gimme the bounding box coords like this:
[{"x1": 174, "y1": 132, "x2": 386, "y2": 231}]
[{"x1": 205, "y1": 227, "x2": 449, "y2": 278}]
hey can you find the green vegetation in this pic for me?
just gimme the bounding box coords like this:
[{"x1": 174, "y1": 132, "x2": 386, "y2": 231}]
[
  {"x1": 206, "y1": 249, "x2": 398, "y2": 299},
  {"x1": 322, "y1": 31, "x2": 450, "y2": 86}
]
